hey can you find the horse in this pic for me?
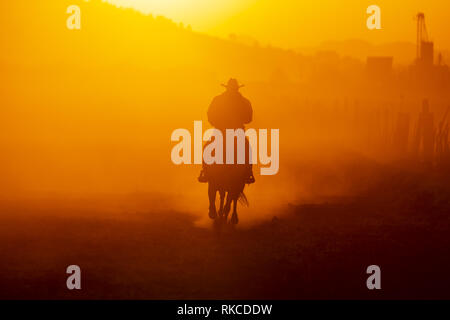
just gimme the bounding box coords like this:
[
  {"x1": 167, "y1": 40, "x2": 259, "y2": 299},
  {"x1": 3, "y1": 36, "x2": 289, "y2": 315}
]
[
  {"x1": 207, "y1": 163, "x2": 248, "y2": 225},
  {"x1": 203, "y1": 132, "x2": 252, "y2": 224}
]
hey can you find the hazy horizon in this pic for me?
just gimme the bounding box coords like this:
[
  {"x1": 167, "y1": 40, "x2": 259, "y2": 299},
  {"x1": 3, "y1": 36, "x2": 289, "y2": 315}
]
[{"x1": 106, "y1": 0, "x2": 450, "y2": 51}]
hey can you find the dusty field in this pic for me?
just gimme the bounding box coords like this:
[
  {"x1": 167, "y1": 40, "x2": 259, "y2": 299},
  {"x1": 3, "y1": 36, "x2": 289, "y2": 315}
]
[{"x1": 1, "y1": 166, "x2": 449, "y2": 299}]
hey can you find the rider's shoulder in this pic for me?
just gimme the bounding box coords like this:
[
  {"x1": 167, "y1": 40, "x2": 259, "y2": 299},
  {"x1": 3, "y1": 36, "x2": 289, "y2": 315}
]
[
  {"x1": 212, "y1": 91, "x2": 251, "y2": 106},
  {"x1": 238, "y1": 94, "x2": 252, "y2": 107},
  {"x1": 242, "y1": 95, "x2": 251, "y2": 104},
  {"x1": 212, "y1": 92, "x2": 227, "y2": 102}
]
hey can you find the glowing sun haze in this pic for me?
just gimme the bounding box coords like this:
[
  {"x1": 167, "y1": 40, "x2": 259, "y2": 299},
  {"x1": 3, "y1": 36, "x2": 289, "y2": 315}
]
[
  {"x1": 104, "y1": 0, "x2": 252, "y2": 29},
  {"x1": 106, "y1": 0, "x2": 450, "y2": 50}
]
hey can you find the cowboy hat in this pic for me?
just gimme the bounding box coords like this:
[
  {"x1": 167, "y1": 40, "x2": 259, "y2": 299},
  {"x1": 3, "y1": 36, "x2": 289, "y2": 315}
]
[{"x1": 221, "y1": 78, "x2": 245, "y2": 90}]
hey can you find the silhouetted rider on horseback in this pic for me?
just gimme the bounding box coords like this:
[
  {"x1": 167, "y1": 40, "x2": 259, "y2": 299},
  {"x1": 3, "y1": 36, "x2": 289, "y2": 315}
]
[{"x1": 198, "y1": 78, "x2": 255, "y2": 184}]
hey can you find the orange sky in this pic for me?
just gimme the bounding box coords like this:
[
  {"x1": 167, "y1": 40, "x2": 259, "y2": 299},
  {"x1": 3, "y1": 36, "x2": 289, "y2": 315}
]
[
  {"x1": 107, "y1": 0, "x2": 450, "y2": 49},
  {"x1": 1, "y1": 0, "x2": 449, "y2": 205}
]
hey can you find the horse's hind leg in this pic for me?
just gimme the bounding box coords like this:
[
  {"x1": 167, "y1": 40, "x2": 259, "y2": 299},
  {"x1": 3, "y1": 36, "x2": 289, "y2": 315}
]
[
  {"x1": 230, "y1": 197, "x2": 239, "y2": 225},
  {"x1": 218, "y1": 190, "x2": 225, "y2": 218},
  {"x1": 208, "y1": 183, "x2": 217, "y2": 219},
  {"x1": 223, "y1": 193, "x2": 232, "y2": 220}
]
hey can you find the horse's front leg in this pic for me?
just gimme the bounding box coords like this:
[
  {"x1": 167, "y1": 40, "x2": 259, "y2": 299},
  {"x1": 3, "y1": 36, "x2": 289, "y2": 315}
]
[
  {"x1": 230, "y1": 197, "x2": 239, "y2": 225},
  {"x1": 208, "y1": 183, "x2": 217, "y2": 219}
]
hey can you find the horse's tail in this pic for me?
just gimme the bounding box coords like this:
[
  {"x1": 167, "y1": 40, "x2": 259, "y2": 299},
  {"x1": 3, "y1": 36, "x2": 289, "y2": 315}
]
[{"x1": 238, "y1": 192, "x2": 249, "y2": 207}]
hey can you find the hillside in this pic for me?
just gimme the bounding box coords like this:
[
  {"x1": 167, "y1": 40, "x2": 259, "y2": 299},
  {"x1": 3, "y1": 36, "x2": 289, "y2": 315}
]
[{"x1": 0, "y1": 0, "x2": 362, "y2": 83}]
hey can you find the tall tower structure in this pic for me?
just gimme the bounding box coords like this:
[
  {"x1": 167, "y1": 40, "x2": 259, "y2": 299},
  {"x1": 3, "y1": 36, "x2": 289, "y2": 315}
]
[{"x1": 416, "y1": 12, "x2": 434, "y2": 67}]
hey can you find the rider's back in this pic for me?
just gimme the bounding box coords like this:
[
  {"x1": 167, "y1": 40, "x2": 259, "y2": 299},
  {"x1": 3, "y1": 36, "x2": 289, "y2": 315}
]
[{"x1": 207, "y1": 91, "x2": 252, "y2": 130}]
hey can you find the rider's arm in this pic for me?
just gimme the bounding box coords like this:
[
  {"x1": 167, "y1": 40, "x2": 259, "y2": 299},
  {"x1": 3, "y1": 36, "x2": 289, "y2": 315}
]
[
  {"x1": 242, "y1": 99, "x2": 253, "y2": 124},
  {"x1": 207, "y1": 97, "x2": 220, "y2": 127}
]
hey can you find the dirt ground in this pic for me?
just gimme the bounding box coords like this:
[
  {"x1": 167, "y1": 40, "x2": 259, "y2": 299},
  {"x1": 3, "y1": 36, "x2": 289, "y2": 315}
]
[{"x1": 1, "y1": 164, "x2": 450, "y2": 300}]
